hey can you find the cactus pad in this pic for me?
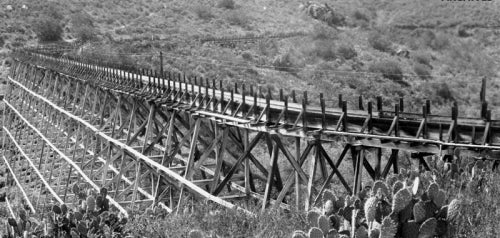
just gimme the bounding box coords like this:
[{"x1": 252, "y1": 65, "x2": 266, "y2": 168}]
[
  {"x1": 413, "y1": 201, "x2": 426, "y2": 223},
  {"x1": 447, "y1": 199, "x2": 461, "y2": 223},
  {"x1": 427, "y1": 183, "x2": 439, "y2": 201},
  {"x1": 392, "y1": 181, "x2": 404, "y2": 195},
  {"x1": 364, "y1": 197, "x2": 378, "y2": 223},
  {"x1": 372, "y1": 181, "x2": 390, "y2": 199},
  {"x1": 392, "y1": 188, "x2": 411, "y2": 213},
  {"x1": 307, "y1": 209, "x2": 321, "y2": 227},
  {"x1": 432, "y1": 190, "x2": 446, "y2": 207},
  {"x1": 318, "y1": 215, "x2": 331, "y2": 234},
  {"x1": 418, "y1": 217, "x2": 437, "y2": 238},
  {"x1": 380, "y1": 217, "x2": 397, "y2": 238},
  {"x1": 188, "y1": 229, "x2": 204, "y2": 238},
  {"x1": 292, "y1": 230, "x2": 307, "y2": 238},
  {"x1": 308, "y1": 227, "x2": 324, "y2": 238},
  {"x1": 401, "y1": 220, "x2": 418, "y2": 238},
  {"x1": 355, "y1": 226, "x2": 368, "y2": 238}
]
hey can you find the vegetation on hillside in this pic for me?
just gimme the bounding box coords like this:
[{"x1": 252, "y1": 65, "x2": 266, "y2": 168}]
[
  {"x1": 1, "y1": 0, "x2": 499, "y2": 116},
  {"x1": 1, "y1": 1, "x2": 500, "y2": 237}
]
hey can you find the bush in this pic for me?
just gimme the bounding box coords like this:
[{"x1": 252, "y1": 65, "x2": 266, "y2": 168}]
[
  {"x1": 368, "y1": 60, "x2": 403, "y2": 82},
  {"x1": 311, "y1": 24, "x2": 337, "y2": 40},
  {"x1": 413, "y1": 63, "x2": 431, "y2": 80},
  {"x1": 436, "y1": 82, "x2": 454, "y2": 102},
  {"x1": 226, "y1": 10, "x2": 250, "y2": 27},
  {"x1": 217, "y1": 0, "x2": 235, "y2": 9},
  {"x1": 44, "y1": 3, "x2": 64, "y2": 20},
  {"x1": 429, "y1": 32, "x2": 450, "y2": 50},
  {"x1": 307, "y1": 40, "x2": 336, "y2": 61},
  {"x1": 0, "y1": 36, "x2": 4, "y2": 48},
  {"x1": 75, "y1": 26, "x2": 97, "y2": 43},
  {"x1": 412, "y1": 51, "x2": 431, "y2": 66},
  {"x1": 272, "y1": 52, "x2": 297, "y2": 72},
  {"x1": 193, "y1": 5, "x2": 214, "y2": 20},
  {"x1": 33, "y1": 17, "x2": 63, "y2": 42},
  {"x1": 336, "y1": 44, "x2": 357, "y2": 60},
  {"x1": 367, "y1": 32, "x2": 392, "y2": 52},
  {"x1": 352, "y1": 9, "x2": 370, "y2": 22},
  {"x1": 71, "y1": 12, "x2": 94, "y2": 28}
]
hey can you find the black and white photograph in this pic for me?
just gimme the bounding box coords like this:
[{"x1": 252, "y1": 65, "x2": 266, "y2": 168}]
[{"x1": 0, "y1": 0, "x2": 499, "y2": 237}]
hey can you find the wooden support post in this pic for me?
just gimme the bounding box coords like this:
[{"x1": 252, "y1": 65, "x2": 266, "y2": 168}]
[
  {"x1": 399, "y1": 97, "x2": 404, "y2": 112},
  {"x1": 320, "y1": 93, "x2": 326, "y2": 130},
  {"x1": 302, "y1": 98, "x2": 307, "y2": 131},
  {"x1": 358, "y1": 95, "x2": 364, "y2": 111},
  {"x1": 262, "y1": 140, "x2": 279, "y2": 211},
  {"x1": 305, "y1": 140, "x2": 318, "y2": 211},
  {"x1": 353, "y1": 146, "x2": 364, "y2": 195},
  {"x1": 295, "y1": 137, "x2": 301, "y2": 210},
  {"x1": 342, "y1": 101, "x2": 347, "y2": 132},
  {"x1": 243, "y1": 129, "x2": 251, "y2": 199},
  {"x1": 377, "y1": 96, "x2": 382, "y2": 112},
  {"x1": 375, "y1": 148, "x2": 382, "y2": 179}
]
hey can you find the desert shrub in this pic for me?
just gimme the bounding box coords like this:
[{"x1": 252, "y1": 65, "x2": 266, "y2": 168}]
[
  {"x1": 413, "y1": 63, "x2": 431, "y2": 80},
  {"x1": 33, "y1": 17, "x2": 63, "y2": 42},
  {"x1": 75, "y1": 26, "x2": 97, "y2": 43},
  {"x1": 368, "y1": 60, "x2": 403, "y2": 82},
  {"x1": 336, "y1": 44, "x2": 357, "y2": 60},
  {"x1": 305, "y1": 40, "x2": 336, "y2": 61},
  {"x1": 429, "y1": 32, "x2": 450, "y2": 50},
  {"x1": 412, "y1": 51, "x2": 431, "y2": 66},
  {"x1": 193, "y1": 5, "x2": 214, "y2": 20},
  {"x1": 217, "y1": 0, "x2": 235, "y2": 9},
  {"x1": 257, "y1": 40, "x2": 279, "y2": 56},
  {"x1": 457, "y1": 25, "x2": 472, "y2": 37},
  {"x1": 226, "y1": 10, "x2": 250, "y2": 27},
  {"x1": 71, "y1": 12, "x2": 94, "y2": 28},
  {"x1": 311, "y1": 24, "x2": 337, "y2": 40},
  {"x1": 272, "y1": 51, "x2": 299, "y2": 72},
  {"x1": 367, "y1": 32, "x2": 392, "y2": 52},
  {"x1": 436, "y1": 82, "x2": 454, "y2": 102},
  {"x1": 352, "y1": 9, "x2": 370, "y2": 22},
  {"x1": 44, "y1": 3, "x2": 64, "y2": 20},
  {"x1": 241, "y1": 51, "x2": 253, "y2": 61}
]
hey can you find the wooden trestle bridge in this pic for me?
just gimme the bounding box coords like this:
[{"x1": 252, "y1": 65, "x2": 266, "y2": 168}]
[{"x1": 2, "y1": 48, "x2": 500, "y2": 217}]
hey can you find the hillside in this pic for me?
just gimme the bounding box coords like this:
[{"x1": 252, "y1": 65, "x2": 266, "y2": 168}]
[{"x1": 1, "y1": 0, "x2": 500, "y2": 117}]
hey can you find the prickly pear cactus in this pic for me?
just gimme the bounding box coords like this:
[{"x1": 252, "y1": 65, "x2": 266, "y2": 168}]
[
  {"x1": 189, "y1": 229, "x2": 205, "y2": 238},
  {"x1": 308, "y1": 227, "x2": 324, "y2": 238}
]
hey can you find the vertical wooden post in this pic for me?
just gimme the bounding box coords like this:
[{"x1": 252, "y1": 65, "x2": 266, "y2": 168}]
[
  {"x1": 395, "y1": 104, "x2": 400, "y2": 137},
  {"x1": 295, "y1": 137, "x2": 301, "y2": 210},
  {"x1": 320, "y1": 93, "x2": 326, "y2": 130},
  {"x1": 342, "y1": 101, "x2": 347, "y2": 132},
  {"x1": 305, "y1": 140, "x2": 318, "y2": 211},
  {"x1": 358, "y1": 95, "x2": 364, "y2": 110},
  {"x1": 353, "y1": 146, "x2": 364, "y2": 195},
  {"x1": 160, "y1": 51, "x2": 163, "y2": 75},
  {"x1": 377, "y1": 96, "x2": 383, "y2": 112},
  {"x1": 262, "y1": 140, "x2": 278, "y2": 211}
]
